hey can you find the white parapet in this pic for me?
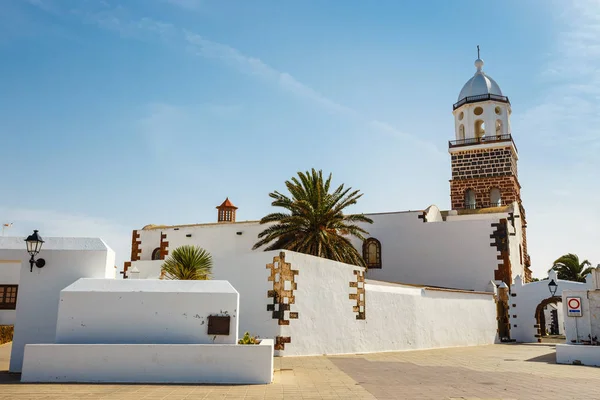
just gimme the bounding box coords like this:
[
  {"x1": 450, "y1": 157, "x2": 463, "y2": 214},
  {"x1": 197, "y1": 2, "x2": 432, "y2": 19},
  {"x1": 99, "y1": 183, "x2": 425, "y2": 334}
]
[
  {"x1": 55, "y1": 279, "x2": 239, "y2": 345},
  {"x1": 21, "y1": 340, "x2": 274, "y2": 384},
  {"x1": 556, "y1": 344, "x2": 600, "y2": 367}
]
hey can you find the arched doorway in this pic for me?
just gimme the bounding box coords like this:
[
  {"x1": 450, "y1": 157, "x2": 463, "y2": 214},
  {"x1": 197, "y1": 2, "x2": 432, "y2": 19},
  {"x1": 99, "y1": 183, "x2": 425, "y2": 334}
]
[{"x1": 534, "y1": 297, "x2": 563, "y2": 343}]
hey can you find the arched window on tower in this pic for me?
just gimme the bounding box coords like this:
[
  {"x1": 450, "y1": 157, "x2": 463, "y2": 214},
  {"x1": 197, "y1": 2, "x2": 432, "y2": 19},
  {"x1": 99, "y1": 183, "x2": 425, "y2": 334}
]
[
  {"x1": 458, "y1": 124, "x2": 465, "y2": 140},
  {"x1": 496, "y1": 119, "x2": 503, "y2": 138},
  {"x1": 490, "y1": 187, "x2": 502, "y2": 207},
  {"x1": 474, "y1": 120, "x2": 485, "y2": 139},
  {"x1": 151, "y1": 247, "x2": 162, "y2": 260},
  {"x1": 465, "y1": 189, "x2": 476, "y2": 209},
  {"x1": 362, "y1": 238, "x2": 381, "y2": 269}
]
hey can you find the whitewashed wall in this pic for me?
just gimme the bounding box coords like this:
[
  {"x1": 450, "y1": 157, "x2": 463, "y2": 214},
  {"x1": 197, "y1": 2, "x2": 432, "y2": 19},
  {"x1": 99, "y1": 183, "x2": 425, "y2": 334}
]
[
  {"x1": 561, "y1": 269, "x2": 600, "y2": 344},
  {"x1": 55, "y1": 279, "x2": 239, "y2": 345},
  {"x1": 350, "y1": 210, "x2": 502, "y2": 292},
  {"x1": 135, "y1": 205, "x2": 515, "y2": 292},
  {"x1": 275, "y1": 252, "x2": 498, "y2": 356},
  {"x1": 22, "y1": 341, "x2": 274, "y2": 384},
  {"x1": 510, "y1": 270, "x2": 591, "y2": 343},
  {"x1": 132, "y1": 250, "x2": 498, "y2": 355},
  {"x1": 0, "y1": 237, "x2": 115, "y2": 372},
  {"x1": 0, "y1": 260, "x2": 21, "y2": 325},
  {"x1": 447, "y1": 202, "x2": 527, "y2": 282}
]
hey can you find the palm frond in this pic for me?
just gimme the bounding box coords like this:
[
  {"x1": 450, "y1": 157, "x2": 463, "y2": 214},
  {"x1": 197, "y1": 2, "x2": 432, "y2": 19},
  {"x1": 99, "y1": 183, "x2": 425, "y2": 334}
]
[
  {"x1": 162, "y1": 245, "x2": 213, "y2": 280},
  {"x1": 254, "y1": 169, "x2": 372, "y2": 266}
]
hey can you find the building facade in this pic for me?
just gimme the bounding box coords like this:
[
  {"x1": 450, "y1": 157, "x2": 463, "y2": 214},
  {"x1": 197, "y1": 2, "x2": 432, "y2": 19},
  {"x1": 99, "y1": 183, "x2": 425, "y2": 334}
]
[{"x1": 123, "y1": 53, "x2": 532, "y2": 292}]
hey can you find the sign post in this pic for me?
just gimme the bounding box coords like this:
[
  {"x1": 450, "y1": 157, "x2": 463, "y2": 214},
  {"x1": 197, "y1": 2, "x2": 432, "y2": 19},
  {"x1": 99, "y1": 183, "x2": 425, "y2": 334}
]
[{"x1": 566, "y1": 296, "x2": 582, "y2": 343}]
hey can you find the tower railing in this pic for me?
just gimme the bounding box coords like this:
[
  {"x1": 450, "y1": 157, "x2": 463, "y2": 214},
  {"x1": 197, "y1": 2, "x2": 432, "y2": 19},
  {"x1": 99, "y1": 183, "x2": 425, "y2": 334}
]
[
  {"x1": 448, "y1": 134, "x2": 516, "y2": 151},
  {"x1": 453, "y1": 93, "x2": 510, "y2": 110}
]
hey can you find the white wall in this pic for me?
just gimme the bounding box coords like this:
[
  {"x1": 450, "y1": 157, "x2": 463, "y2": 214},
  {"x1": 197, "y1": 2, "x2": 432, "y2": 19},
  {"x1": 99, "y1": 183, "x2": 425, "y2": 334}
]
[
  {"x1": 55, "y1": 279, "x2": 238, "y2": 345},
  {"x1": 131, "y1": 252, "x2": 283, "y2": 344},
  {"x1": 135, "y1": 206, "x2": 513, "y2": 293},
  {"x1": 0, "y1": 237, "x2": 115, "y2": 372},
  {"x1": 137, "y1": 222, "x2": 263, "y2": 262},
  {"x1": 556, "y1": 343, "x2": 600, "y2": 367},
  {"x1": 22, "y1": 340, "x2": 274, "y2": 384},
  {"x1": 133, "y1": 250, "x2": 498, "y2": 356},
  {"x1": 0, "y1": 260, "x2": 21, "y2": 325},
  {"x1": 274, "y1": 251, "x2": 498, "y2": 356},
  {"x1": 351, "y1": 211, "x2": 503, "y2": 292},
  {"x1": 510, "y1": 271, "x2": 591, "y2": 343},
  {"x1": 445, "y1": 202, "x2": 525, "y2": 282}
]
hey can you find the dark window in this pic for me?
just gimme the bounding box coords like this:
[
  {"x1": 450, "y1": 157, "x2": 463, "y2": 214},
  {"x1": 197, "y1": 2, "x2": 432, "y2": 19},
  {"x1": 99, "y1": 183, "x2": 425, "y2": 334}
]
[
  {"x1": 362, "y1": 238, "x2": 382, "y2": 269},
  {"x1": 151, "y1": 248, "x2": 162, "y2": 260},
  {"x1": 0, "y1": 285, "x2": 18, "y2": 310},
  {"x1": 519, "y1": 245, "x2": 523, "y2": 265},
  {"x1": 465, "y1": 189, "x2": 476, "y2": 209}
]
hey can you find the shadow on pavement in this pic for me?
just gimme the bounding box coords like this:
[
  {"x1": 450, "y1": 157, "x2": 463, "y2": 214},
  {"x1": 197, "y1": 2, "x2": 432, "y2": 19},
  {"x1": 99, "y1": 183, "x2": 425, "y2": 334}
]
[
  {"x1": 0, "y1": 371, "x2": 20, "y2": 384},
  {"x1": 525, "y1": 352, "x2": 557, "y2": 364}
]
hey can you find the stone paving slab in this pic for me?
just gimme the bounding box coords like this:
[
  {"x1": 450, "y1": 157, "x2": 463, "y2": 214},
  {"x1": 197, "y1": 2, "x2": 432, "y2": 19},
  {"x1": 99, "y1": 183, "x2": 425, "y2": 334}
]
[{"x1": 1, "y1": 342, "x2": 599, "y2": 399}]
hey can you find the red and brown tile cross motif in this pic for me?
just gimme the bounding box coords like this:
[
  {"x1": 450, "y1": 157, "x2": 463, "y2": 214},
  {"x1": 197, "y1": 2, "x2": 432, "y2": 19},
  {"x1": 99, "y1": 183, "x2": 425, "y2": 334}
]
[
  {"x1": 266, "y1": 252, "x2": 299, "y2": 326},
  {"x1": 349, "y1": 270, "x2": 366, "y2": 320}
]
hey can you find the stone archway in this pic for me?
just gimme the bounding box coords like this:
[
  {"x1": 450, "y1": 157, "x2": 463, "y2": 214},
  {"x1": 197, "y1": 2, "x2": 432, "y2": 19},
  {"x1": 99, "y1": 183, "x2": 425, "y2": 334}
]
[{"x1": 534, "y1": 297, "x2": 561, "y2": 342}]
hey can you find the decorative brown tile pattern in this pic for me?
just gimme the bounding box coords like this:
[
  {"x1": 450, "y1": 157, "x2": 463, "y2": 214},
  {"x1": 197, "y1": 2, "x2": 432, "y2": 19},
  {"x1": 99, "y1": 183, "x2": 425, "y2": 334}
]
[
  {"x1": 490, "y1": 219, "x2": 512, "y2": 287},
  {"x1": 266, "y1": 252, "x2": 299, "y2": 329},
  {"x1": 349, "y1": 270, "x2": 366, "y2": 320},
  {"x1": 130, "y1": 230, "x2": 141, "y2": 261},
  {"x1": 159, "y1": 232, "x2": 169, "y2": 260},
  {"x1": 121, "y1": 261, "x2": 131, "y2": 279},
  {"x1": 274, "y1": 335, "x2": 291, "y2": 351}
]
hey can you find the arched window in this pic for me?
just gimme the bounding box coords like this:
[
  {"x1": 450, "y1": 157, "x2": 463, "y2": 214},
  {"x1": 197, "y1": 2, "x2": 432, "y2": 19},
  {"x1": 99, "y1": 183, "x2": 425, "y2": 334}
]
[
  {"x1": 465, "y1": 189, "x2": 476, "y2": 209},
  {"x1": 495, "y1": 119, "x2": 503, "y2": 137},
  {"x1": 362, "y1": 238, "x2": 382, "y2": 269},
  {"x1": 458, "y1": 124, "x2": 465, "y2": 140},
  {"x1": 474, "y1": 120, "x2": 485, "y2": 139},
  {"x1": 490, "y1": 187, "x2": 502, "y2": 207},
  {"x1": 151, "y1": 248, "x2": 162, "y2": 260}
]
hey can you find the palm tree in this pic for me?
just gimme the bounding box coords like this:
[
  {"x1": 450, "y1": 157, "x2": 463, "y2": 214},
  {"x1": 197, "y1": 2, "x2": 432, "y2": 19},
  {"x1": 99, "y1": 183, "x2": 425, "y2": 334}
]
[
  {"x1": 253, "y1": 169, "x2": 373, "y2": 267},
  {"x1": 548, "y1": 253, "x2": 594, "y2": 282},
  {"x1": 161, "y1": 245, "x2": 213, "y2": 280}
]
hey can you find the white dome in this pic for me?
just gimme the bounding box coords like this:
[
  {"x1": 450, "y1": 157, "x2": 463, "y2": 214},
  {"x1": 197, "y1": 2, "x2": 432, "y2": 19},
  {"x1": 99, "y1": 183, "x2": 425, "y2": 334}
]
[{"x1": 457, "y1": 58, "x2": 503, "y2": 102}]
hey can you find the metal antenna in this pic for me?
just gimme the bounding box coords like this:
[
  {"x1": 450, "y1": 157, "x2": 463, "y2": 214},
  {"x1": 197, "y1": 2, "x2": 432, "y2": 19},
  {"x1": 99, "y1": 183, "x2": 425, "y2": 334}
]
[{"x1": 477, "y1": 45, "x2": 480, "y2": 59}]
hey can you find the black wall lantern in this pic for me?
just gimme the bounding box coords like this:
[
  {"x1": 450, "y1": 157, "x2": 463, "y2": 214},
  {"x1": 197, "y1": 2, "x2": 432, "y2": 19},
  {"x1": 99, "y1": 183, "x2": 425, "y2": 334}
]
[
  {"x1": 548, "y1": 279, "x2": 558, "y2": 297},
  {"x1": 25, "y1": 230, "x2": 46, "y2": 272}
]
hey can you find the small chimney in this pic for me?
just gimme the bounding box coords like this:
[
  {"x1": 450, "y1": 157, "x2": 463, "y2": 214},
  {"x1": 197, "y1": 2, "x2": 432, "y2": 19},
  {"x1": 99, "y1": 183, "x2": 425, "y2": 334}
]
[{"x1": 217, "y1": 198, "x2": 238, "y2": 223}]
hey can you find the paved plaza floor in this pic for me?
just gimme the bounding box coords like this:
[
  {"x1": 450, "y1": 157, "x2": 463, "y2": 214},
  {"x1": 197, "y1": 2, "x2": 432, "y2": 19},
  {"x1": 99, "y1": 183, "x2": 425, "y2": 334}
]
[{"x1": 1, "y1": 342, "x2": 598, "y2": 399}]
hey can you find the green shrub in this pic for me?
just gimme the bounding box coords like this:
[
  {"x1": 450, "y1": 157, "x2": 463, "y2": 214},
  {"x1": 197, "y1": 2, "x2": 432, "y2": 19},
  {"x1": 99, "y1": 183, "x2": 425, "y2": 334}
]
[
  {"x1": 238, "y1": 331, "x2": 261, "y2": 345},
  {"x1": 0, "y1": 326, "x2": 14, "y2": 345}
]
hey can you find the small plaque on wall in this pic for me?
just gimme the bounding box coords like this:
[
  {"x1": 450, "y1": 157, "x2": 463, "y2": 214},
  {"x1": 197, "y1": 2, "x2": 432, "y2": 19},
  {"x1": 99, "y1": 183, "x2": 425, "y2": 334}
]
[{"x1": 207, "y1": 315, "x2": 231, "y2": 335}]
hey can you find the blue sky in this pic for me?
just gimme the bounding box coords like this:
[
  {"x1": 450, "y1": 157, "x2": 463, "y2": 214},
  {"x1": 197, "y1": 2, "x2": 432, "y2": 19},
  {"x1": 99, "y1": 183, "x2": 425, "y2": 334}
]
[{"x1": 1, "y1": 0, "x2": 598, "y2": 278}]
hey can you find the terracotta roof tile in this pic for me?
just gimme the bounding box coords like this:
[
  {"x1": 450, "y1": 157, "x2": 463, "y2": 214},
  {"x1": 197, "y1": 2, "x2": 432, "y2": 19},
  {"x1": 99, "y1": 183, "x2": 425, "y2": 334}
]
[{"x1": 216, "y1": 197, "x2": 238, "y2": 209}]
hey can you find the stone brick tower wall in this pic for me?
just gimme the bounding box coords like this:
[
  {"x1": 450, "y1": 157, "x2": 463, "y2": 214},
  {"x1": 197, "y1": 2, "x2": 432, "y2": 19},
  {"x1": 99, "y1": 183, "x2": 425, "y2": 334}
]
[
  {"x1": 449, "y1": 145, "x2": 520, "y2": 209},
  {"x1": 449, "y1": 141, "x2": 532, "y2": 278}
]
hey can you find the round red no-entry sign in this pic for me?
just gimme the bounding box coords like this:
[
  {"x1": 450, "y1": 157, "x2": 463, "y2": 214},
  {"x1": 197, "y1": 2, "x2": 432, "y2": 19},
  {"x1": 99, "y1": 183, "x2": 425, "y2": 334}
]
[
  {"x1": 568, "y1": 298, "x2": 580, "y2": 309},
  {"x1": 566, "y1": 297, "x2": 582, "y2": 317}
]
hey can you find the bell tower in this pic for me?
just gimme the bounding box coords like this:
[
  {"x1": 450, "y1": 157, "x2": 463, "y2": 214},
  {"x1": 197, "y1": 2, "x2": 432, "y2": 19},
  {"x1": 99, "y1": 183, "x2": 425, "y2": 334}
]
[{"x1": 449, "y1": 49, "x2": 531, "y2": 275}]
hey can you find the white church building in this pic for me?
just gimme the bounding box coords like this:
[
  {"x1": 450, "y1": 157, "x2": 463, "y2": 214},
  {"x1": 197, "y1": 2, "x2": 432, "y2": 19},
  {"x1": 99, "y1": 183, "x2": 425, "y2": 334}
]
[
  {"x1": 124, "y1": 54, "x2": 532, "y2": 291},
  {"x1": 112, "y1": 54, "x2": 531, "y2": 355},
  {"x1": 0, "y1": 52, "x2": 548, "y2": 366}
]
